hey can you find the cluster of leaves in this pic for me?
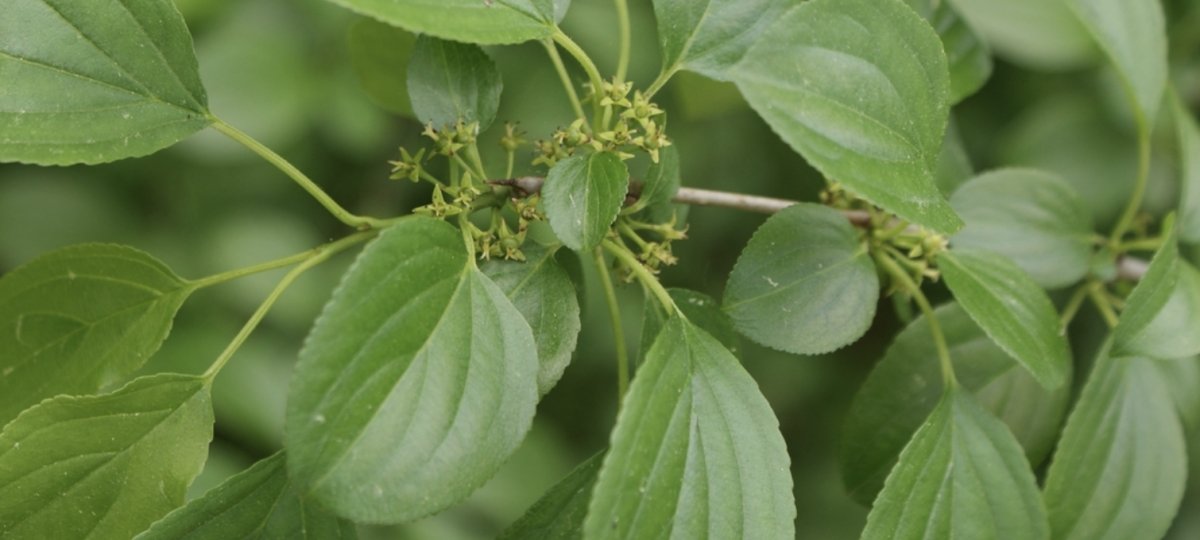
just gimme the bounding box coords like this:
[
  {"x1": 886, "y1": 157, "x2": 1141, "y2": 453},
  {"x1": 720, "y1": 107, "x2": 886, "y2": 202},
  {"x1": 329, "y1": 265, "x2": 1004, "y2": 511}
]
[{"x1": 1, "y1": 0, "x2": 1199, "y2": 539}]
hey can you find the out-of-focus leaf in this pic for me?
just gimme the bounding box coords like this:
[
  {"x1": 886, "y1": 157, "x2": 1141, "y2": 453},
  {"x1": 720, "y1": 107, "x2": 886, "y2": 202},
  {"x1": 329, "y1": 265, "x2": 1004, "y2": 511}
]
[
  {"x1": 348, "y1": 18, "x2": 416, "y2": 116},
  {"x1": 651, "y1": 0, "x2": 785, "y2": 81},
  {"x1": 1113, "y1": 219, "x2": 1200, "y2": 359},
  {"x1": 936, "y1": 116, "x2": 974, "y2": 195},
  {"x1": 948, "y1": 0, "x2": 1096, "y2": 70},
  {"x1": 1174, "y1": 94, "x2": 1200, "y2": 243},
  {"x1": 542, "y1": 152, "x2": 630, "y2": 251},
  {"x1": 905, "y1": 0, "x2": 992, "y2": 103},
  {"x1": 499, "y1": 453, "x2": 602, "y2": 540},
  {"x1": 407, "y1": 35, "x2": 502, "y2": 131}
]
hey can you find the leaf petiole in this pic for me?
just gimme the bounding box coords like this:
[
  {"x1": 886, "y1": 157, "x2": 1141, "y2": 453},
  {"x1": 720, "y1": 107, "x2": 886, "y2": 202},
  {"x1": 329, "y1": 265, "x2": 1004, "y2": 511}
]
[
  {"x1": 542, "y1": 39, "x2": 589, "y2": 128},
  {"x1": 593, "y1": 248, "x2": 631, "y2": 402},
  {"x1": 877, "y1": 252, "x2": 957, "y2": 387},
  {"x1": 613, "y1": 0, "x2": 631, "y2": 84},
  {"x1": 551, "y1": 30, "x2": 606, "y2": 131},
  {"x1": 601, "y1": 239, "x2": 676, "y2": 313}
]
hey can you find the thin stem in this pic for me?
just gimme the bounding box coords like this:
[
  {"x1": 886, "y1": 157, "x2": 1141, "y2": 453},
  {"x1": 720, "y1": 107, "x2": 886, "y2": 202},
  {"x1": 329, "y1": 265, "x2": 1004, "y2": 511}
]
[
  {"x1": 542, "y1": 39, "x2": 588, "y2": 126},
  {"x1": 1116, "y1": 236, "x2": 1164, "y2": 253},
  {"x1": 613, "y1": 0, "x2": 631, "y2": 83},
  {"x1": 190, "y1": 246, "x2": 329, "y2": 289},
  {"x1": 877, "y1": 253, "x2": 956, "y2": 387},
  {"x1": 601, "y1": 239, "x2": 675, "y2": 312},
  {"x1": 594, "y1": 248, "x2": 631, "y2": 402},
  {"x1": 552, "y1": 30, "x2": 605, "y2": 130},
  {"x1": 210, "y1": 118, "x2": 385, "y2": 230},
  {"x1": 1059, "y1": 282, "x2": 1092, "y2": 333},
  {"x1": 202, "y1": 231, "x2": 374, "y2": 381},
  {"x1": 645, "y1": 66, "x2": 678, "y2": 99},
  {"x1": 505, "y1": 150, "x2": 515, "y2": 179},
  {"x1": 466, "y1": 143, "x2": 488, "y2": 181},
  {"x1": 1088, "y1": 284, "x2": 1121, "y2": 329},
  {"x1": 1108, "y1": 127, "x2": 1152, "y2": 246}
]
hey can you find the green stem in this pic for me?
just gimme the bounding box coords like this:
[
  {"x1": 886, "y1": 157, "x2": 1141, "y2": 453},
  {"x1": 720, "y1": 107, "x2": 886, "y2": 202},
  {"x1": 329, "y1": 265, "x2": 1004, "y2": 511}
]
[
  {"x1": 552, "y1": 30, "x2": 605, "y2": 131},
  {"x1": 1108, "y1": 127, "x2": 1152, "y2": 246},
  {"x1": 613, "y1": 0, "x2": 631, "y2": 84},
  {"x1": 601, "y1": 239, "x2": 675, "y2": 312},
  {"x1": 1116, "y1": 236, "x2": 1164, "y2": 253},
  {"x1": 1059, "y1": 282, "x2": 1092, "y2": 331},
  {"x1": 542, "y1": 39, "x2": 588, "y2": 127},
  {"x1": 645, "y1": 66, "x2": 678, "y2": 99},
  {"x1": 190, "y1": 245, "x2": 331, "y2": 290},
  {"x1": 466, "y1": 143, "x2": 489, "y2": 180},
  {"x1": 201, "y1": 231, "x2": 374, "y2": 382},
  {"x1": 1088, "y1": 284, "x2": 1121, "y2": 329},
  {"x1": 210, "y1": 118, "x2": 385, "y2": 230},
  {"x1": 594, "y1": 248, "x2": 631, "y2": 403},
  {"x1": 877, "y1": 253, "x2": 957, "y2": 387}
]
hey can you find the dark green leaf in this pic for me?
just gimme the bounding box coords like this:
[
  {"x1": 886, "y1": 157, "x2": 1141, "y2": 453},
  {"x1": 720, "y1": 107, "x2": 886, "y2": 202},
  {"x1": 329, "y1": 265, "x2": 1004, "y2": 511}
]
[
  {"x1": 948, "y1": 0, "x2": 1096, "y2": 70},
  {"x1": 584, "y1": 317, "x2": 794, "y2": 539},
  {"x1": 286, "y1": 217, "x2": 539, "y2": 524},
  {"x1": 652, "y1": 0, "x2": 786, "y2": 81},
  {"x1": 936, "y1": 116, "x2": 974, "y2": 195},
  {"x1": 634, "y1": 145, "x2": 680, "y2": 216},
  {"x1": 640, "y1": 288, "x2": 739, "y2": 358},
  {"x1": 136, "y1": 452, "x2": 355, "y2": 540},
  {"x1": 861, "y1": 387, "x2": 1049, "y2": 540},
  {"x1": 0, "y1": 244, "x2": 194, "y2": 427},
  {"x1": 1043, "y1": 351, "x2": 1186, "y2": 540},
  {"x1": 482, "y1": 244, "x2": 581, "y2": 395},
  {"x1": 407, "y1": 35, "x2": 502, "y2": 131},
  {"x1": 723, "y1": 203, "x2": 878, "y2": 355},
  {"x1": 950, "y1": 168, "x2": 1093, "y2": 289},
  {"x1": 542, "y1": 152, "x2": 630, "y2": 252},
  {"x1": 348, "y1": 18, "x2": 416, "y2": 116},
  {"x1": 939, "y1": 249, "x2": 1071, "y2": 388},
  {"x1": 1064, "y1": 0, "x2": 1167, "y2": 127},
  {"x1": 905, "y1": 0, "x2": 992, "y2": 103},
  {"x1": 841, "y1": 303, "x2": 1070, "y2": 505},
  {"x1": 499, "y1": 452, "x2": 602, "y2": 540},
  {"x1": 0, "y1": 374, "x2": 213, "y2": 539},
  {"x1": 1174, "y1": 94, "x2": 1200, "y2": 244},
  {"x1": 732, "y1": 0, "x2": 963, "y2": 234},
  {"x1": 0, "y1": 0, "x2": 211, "y2": 165},
  {"x1": 325, "y1": 0, "x2": 557, "y2": 45},
  {"x1": 1112, "y1": 221, "x2": 1200, "y2": 359}
]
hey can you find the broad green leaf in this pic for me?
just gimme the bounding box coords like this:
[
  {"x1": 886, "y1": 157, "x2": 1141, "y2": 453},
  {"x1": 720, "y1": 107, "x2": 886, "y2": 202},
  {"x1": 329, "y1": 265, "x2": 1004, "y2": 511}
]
[
  {"x1": 1157, "y1": 356, "x2": 1200, "y2": 430},
  {"x1": 1174, "y1": 94, "x2": 1200, "y2": 244},
  {"x1": 1043, "y1": 351, "x2": 1186, "y2": 540},
  {"x1": 584, "y1": 317, "x2": 794, "y2": 539},
  {"x1": 732, "y1": 0, "x2": 963, "y2": 234},
  {"x1": 407, "y1": 35, "x2": 502, "y2": 131},
  {"x1": 1, "y1": 0, "x2": 210, "y2": 165},
  {"x1": 640, "y1": 288, "x2": 739, "y2": 358},
  {"x1": 482, "y1": 244, "x2": 581, "y2": 395},
  {"x1": 723, "y1": 203, "x2": 878, "y2": 355},
  {"x1": 1064, "y1": 0, "x2": 1167, "y2": 127},
  {"x1": 651, "y1": 0, "x2": 786, "y2": 81},
  {"x1": 542, "y1": 152, "x2": 630, "y2": 252},
  {"x1": 948, "y1": 0, "x2": 1096, "y2": 70},
  {"x1": 499, "y1": 452, "x2": 602, "y2": 540},
  {"x1": 0, "y1": 244, "x2": 194, "y2": 427},
  {"x1": 905, "y1": 0, "x2": 992, "y2": 103},
  {"x1": 950, "y1": 169, "x2": 1093, "y2": 289},
  {"x1": 1112, "y1": 221, "x2": 1200, "y2": 359},
  {"x1": 325, "y1": 0, "x2": 557, "y2": 45},
  {"x1": 0, "y1": 373, "x2": 213, "y2": 539},
  {"x1": 841, "y1": 303, "x2": 1070, "y2": 505},
  {"x1": 348, "y1": 18, "x2": 415, "y2": 116},
  {"x1": 136, "y1": 452, "x2": 356, "y2": 539},
  {"x1": 861, "y1": 387, "x2": 1050, "y2": 540},
  {"x1": 286, "y1": 217, "x2": 539, "y2": 524},
  {"x1": 939, "y1": 249, "x2": 1071, "y2": 388},
  {"x1": 634, "y1": 145, "x2": 680, "y2": 215}
]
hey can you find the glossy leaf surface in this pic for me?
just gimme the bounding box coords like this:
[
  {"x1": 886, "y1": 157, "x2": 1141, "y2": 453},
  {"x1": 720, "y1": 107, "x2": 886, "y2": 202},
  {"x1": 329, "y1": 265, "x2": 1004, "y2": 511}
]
[
  {"x1": 407, "y1": 35, "x2": 502, "y2": 131},
  {"x1": 542, "y1": 152, "x2": 630, "y2": 252}
]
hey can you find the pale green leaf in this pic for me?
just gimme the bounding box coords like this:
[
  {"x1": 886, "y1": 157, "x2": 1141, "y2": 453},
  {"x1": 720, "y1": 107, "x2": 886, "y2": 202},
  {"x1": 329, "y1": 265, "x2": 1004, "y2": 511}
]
[
  {"x1": 584, "y1": 317, "x2": 794, "y2": 539},
  {"x1": 1064, "y1": 0, "x2": 1167, "y2": 127},
  {"x1": 841, "y1": 303, "x2": 1070, "y2": 505},
  {"x1": 723, "y1": 203, "x2": 878, "y2": 355},
  {"x1": 640, "y1": 288, "x2": 739, "y2": 358},
  {"x1": 905, "y1": 0, "x2": 992, "y2": 103},
  {"x1": 652, "y1": 0, "x2": 786, "y2": 81},
  {"x1": 0, "y1": 373, "x2": 213, "y2": 539},
  {"x1": 0, "y1": 0, "x2": 210, "y2": 165},
  {"x1": 1156, "y1": 356, "x2": 1200, "y2": 430},
  {"x1": 1043, "y1": 350, "x2": 1186, "y2": 540},
  {"x1": 136, "y1": 452, "x2": 356, "y2": 540},
  {"x1": 732, "y1": 0, "x2": 963, "y2": 234},
  {"x1": 0, "y1": 244, "x2": 194, "y2": 427},
  {"x1": 1174, "y1": 94, "x2": 1200, "y2": 244},
  {"x1": 861, "y1": 387, "x2": 1049, "y2": 540},
  {"x1": 407, "y1": 35, "x2": 502, "y2": 131},
  {"x1": 542, "y1": 152, "x2": 630, "y2": 251},
  {"x1": 482, "y1": 244, "x2": 581, "y2": 395},
  {"x1": 325, "y1": 0, "x2": 557, "y2": 45},
  {"x1": 1112, "y1": 220, "x2": 1200, "y2": 359},
  {"x1": 348, "y1": 18, "x2": 415, "y2": 116},
  {"x1": 285, "y1": 217, "x2": 539, "y2": 524},
  {"x1": 499, "y1": 453, "x2": 602, "y2": 540},
  {"x1": 948, "y1": 0, "x2": 1096, "y2": 70},
  {"x1": 950, "y1": 168, "x2": 1094, "y2": 289},
  {"x1": 939, "y1": 249, "x2": 1071, "y2": 388}
]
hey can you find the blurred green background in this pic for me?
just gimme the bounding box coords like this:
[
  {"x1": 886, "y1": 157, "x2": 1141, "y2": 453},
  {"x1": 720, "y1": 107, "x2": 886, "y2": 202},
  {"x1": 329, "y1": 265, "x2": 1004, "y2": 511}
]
[{"x1": 2, "y1": 0, "x2": 1200, "y2": 537}]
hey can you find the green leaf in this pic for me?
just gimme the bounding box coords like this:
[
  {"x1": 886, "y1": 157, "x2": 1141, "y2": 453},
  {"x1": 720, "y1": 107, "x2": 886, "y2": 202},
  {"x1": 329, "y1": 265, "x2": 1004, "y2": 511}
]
[
  {"x1": 732, "y1": 0, "x2": 963, "y2": 234},
  {"x1": 136, "y1": 452, "x2": 356, "y2": 540},
  {"x1": 950, "y1": 169, "x2": 1094, "y2": 289},
  {"x1": 1112, "y1": 221, "x2": 1200, "y2": 359},
  {"x1": 1043, "y1": 350, "x2": 1186, "y2": 540},
  {"x1": 0, "y1": 244, "x2": 194, "y2": 427},
  {"x1": 407, "y1": 35, "x2": 502, "y2": 131},
  {"x1": 651, "y1": 0, "x2": 786, "y2": 81},
  {"x1": 542, "y1": 152, "x2": 630, "y2": 252},
  {"x1": 640, "y1": 288, "x2": 739, "y2": 358},
  {"x1": 499, "y1": 452, "x2": 602, "y2": 540},
  {"x1": 947, "y1": 0, "x2": 1096, "y2": 70},
  {"x1": 1174, "y1": 95, "x2": 1200, "y2": 244},
  {"x1": 841, "y1": 303, "x2": 1070, "y2": 505},
  {"x1": 1064, "y1": 0, "x2": 1167, "y2": 127},
  {"x1": 0, "y1": 0, "x2": 210, "y2": 165},
  {"x1": 939, "y1": 249, "x2": 1071, "y2": 389},
  {"x1": 905, "y1": 0, "x2": 992, "y2": 103},
  {"x1": 0, "y1": 373, "x2": 213, "y2": 539},
  {"x1": 347, "y1": 18, "x2": 415, "y2": 117},
  {"x1": 723, "y1": 203, "x2": 878, "y2": 355},
  {"x1": 1156, "y1": 356, "x2": 1200, "y2": 430},
  {"x1": 285, "y1": 217, "x2": 539, "y2": 524},
  {"x1": 634, "y1": 145, "x2": 680, "y2": 215},
  {"x1": 935, "y1": 115, "x2": 974, "y2": 194},
  {"x1": 326, "y1": 0, "x2": 557, "y2": 45},
  {"x1": 481, "y1": 244, "x2": 581, "y2": 395},
  {"x1": 861, "y1": 386, "x2": 1050, "y2": 540},
  {"x1": 584, "y1": 317, "x2": 794, "y2": 539}
]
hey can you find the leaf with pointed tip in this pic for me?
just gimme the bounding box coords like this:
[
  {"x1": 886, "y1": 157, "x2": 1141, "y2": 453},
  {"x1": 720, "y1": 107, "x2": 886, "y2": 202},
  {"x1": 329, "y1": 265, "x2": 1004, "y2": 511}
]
[
  {"x1": 542, "y1": 152, "x2": 630, "y2": 252},
  {"x1": 407, "y1": 35, "x2": 502, "y2": 131},
  {"x1": 1174, "y1": 95, "x2": 1200, "y2": 244},
  {"x1": 348, "y1": 18, "x2": 415, "y2": 117},
  {"x1": 905, "y1": 0, "x2": 992, "y2": 103},
  {"x1": 482, "y1": 244, "x2": 581, "y2": 395},
  {"x1": 584, "y1": 317, "x2": 794, "y2": 539},
  {"x1": 939, "y1": 249, "x2": 1071, "y2": 389},
  {"x1": 724, "y1": 203, "x2": 878, "y2": 355},
  {"x1": 841, "y1": 303, "x2": 1070, "y2": 505},
  {"x1": 732, "y1": 0, "x2": 962, "y2": 234},
  {"x1": 499, "y1": 452, "x2": 602, "y2": 540},
  {"x1": 1043, "y1": 350, "x2": 1186, "y2": 540},
  {"x1": 0, "y1": 244, "x2": 194, "y2": 427},
  {"x1": 326, "y1": 0, "x2": 558, "y2": 45},
  {"x1": 651, "y1": 0, "x2": 786, "y2": 81},
  {"x1": 861, "y1": 386, "x2": 1050, "y2": 540},
  {"x1": 136, "y1": 452, "x2": 356, "y2": 540},
  {"x1": 285, "y1": 217, "x2": 539, "y2": 524},
  {"x1": 641, "y1": 288, "x2": 739, "y2": 358},
  {"x1": 1064, "y1": 0, "x2": 1167, "y2": 128},
  {"x1": 0, "y1": 374, "x2": 213, "y2": 539},
  {"x1": 1112, "y1": 220, "x2": 1200, "y2": 359},
  {"x1": 1, "y1": 0, "x2": 210, "y2": 165}
]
